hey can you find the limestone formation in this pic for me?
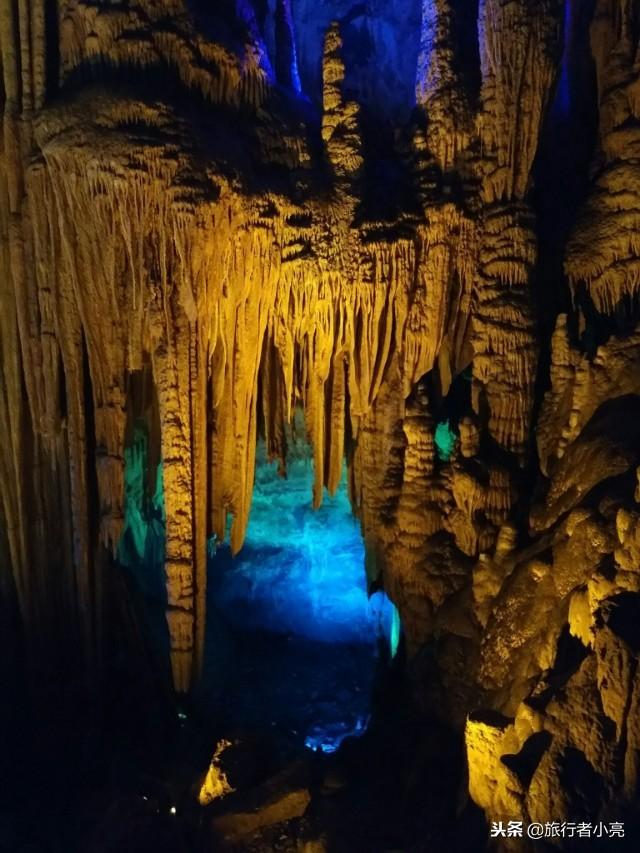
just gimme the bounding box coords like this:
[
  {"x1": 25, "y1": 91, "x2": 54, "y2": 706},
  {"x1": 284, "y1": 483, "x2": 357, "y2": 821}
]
[{"x1": 2, "y1": 0, "x2": 640, "y2": 844}]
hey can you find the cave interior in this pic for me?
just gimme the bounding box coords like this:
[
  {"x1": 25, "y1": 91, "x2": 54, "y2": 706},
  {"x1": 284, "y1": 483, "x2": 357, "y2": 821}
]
[{"x1": 2, "y1": 0, "x2": 640, "y2": 851}]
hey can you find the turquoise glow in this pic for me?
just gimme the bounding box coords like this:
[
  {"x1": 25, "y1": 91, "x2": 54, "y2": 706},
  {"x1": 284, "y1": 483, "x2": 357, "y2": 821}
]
[
  {"x1": 389, "y1": 604, "x2": 401, "y2": 658},
  {"x1": 212, "y1": 442, "x2": 397, "y2": 648},
  {"x1": 118, "y1": 425, "x2": 165, "y2": 570},
  {"x1": 435, "y1": 419, "x2": 457, "y2": 462}
]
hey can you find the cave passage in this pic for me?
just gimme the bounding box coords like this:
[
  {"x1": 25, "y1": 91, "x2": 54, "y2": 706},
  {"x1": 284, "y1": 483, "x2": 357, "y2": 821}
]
[{"x1": 201, "y1": 438, "x2": 399, "y2": 755}]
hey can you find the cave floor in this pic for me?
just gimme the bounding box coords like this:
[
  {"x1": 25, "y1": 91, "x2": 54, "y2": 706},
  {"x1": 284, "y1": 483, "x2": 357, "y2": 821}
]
[
  {"x1": 197, "y1": 627, "x2": 379, "y2": 757},
  {"x1": 0, "y1": 653, "x2": 486, "y2": 853},
  {"x1": 0, "y1": 601, "x2": 485, "y2": 853},
  {"x1": 186, "y1": 625, "x2": 487, "y2": 853}
]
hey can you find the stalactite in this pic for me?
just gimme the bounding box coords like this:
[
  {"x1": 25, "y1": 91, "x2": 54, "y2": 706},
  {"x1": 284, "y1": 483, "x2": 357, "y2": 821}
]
[
  {"x1": 0, "y1": 0, "x2": 20, "y2": 111},
  {"x1": 58, "y1": 0, "x2": 270, "y2": 111},
  {"x1": 0, "y1": 0, "x2": 612, "y2": 731},
  {"x1": 565, "y1": 0, "x2": 640, "y2": 317},
  {"x1": 4, "y1": 59, "x2": 554, "y2": 689},
  {"x1": 477, "y1": 0, "x2": 563, "y2": 202},
  {"x1": 0, "y1": 169, "x2": 28, "y2": 618},
  {"x1": 191, "y1": 324, "x2": 208, "y2": 679},
  {"x1": 403, "y1": 212, "x2": 476, "y2": 397},
  {"x1": 30, "y1": 0, "x2": 45, "y2": 108},
  {"x1": 153, "y1": 301, "x2": 195, "y2": 692},
  {"x1": 235, "y1": 0, "x2": 275, "y2": 83},
  {"x1": 415, "y1": 0, "x2": 472, "y2": 171},
  {"x1": 5, "y1": 1, "x2": 640, "y2": 836},
  {"x1": 472, "y1": 203, "x2": 538, "y2": 458}
]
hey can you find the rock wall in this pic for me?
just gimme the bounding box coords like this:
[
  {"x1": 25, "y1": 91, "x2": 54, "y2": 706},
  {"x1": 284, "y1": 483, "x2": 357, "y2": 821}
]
[
  {"x1": 465, "y1": 1, "x2": 640, "y2": 840},
  {"x1": 1, "y1": 0, "x2": 639, "y2": 839}
]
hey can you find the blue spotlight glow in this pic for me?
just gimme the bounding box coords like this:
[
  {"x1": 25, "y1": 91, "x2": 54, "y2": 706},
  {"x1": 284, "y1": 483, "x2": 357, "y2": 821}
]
[
  {"x1": 118, "y1": 425, "x2": 165, "y2": 572},
  {"x1": 212, "y1": 445, "x2": 398, "y2": 650},
  {"x1": 208, "y1": 440, "x2": 402, "y2": 755},
  {"x1": 415, "y1": 0, "x2": 438, "y2": 104},
  {"x1": 236, "y1": 0, "x2": 276, "y2": 81},
  {"x1": 283, "y1": 0, "x2": 303, "y2": 97},
  {"x1": 304, "y1": 715, "x2": 369, "y2": 754}
]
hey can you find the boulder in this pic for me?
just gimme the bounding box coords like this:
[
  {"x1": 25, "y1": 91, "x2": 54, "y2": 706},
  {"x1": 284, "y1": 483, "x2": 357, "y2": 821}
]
[{"x1": 210, "y1": 762, "x2": 311, "y2": 842}]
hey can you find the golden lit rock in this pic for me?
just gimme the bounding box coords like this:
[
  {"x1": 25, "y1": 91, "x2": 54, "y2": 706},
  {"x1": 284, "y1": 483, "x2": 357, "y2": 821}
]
[
  {"x1": 199, "y1": 740, "x2": 236, "y2": 806},
  {"x1": 2, "y1": 0, "x2": 640, "y2": 845}
]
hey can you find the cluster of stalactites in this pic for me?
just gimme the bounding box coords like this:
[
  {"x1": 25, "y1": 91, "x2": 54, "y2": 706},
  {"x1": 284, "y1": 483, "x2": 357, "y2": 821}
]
[
  {"x1": 477, "y1": 0, "x2": 563, "y2": 203},
  {"x1": 565, "y1": 0, "x2": 640, "y2": 317},
  {"x1": 0, "y1": 0, "x2": 570, "y2": 695},
  {"x1": 415, "y1": 0, "x2": 473, "y2": 172},
  {"x1": 472, "y1": 0, "x2": 563, "y2": 459},
  {"x1": 57, "y1": 0, "x2": 271, "y2": 110},
  {"x1": 412, "y1": 0, "x2": 563, "y2": 459},
  {"x1": 461, "y1": 3, "x2": 640, "y2": 836},
  {"x1": 13, "y1": 111, "x2": 490, "y2": 687}
]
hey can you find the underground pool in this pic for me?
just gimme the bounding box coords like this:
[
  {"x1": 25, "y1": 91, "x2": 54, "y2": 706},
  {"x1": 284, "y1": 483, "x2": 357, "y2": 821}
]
[{"x1": 201, "y1": 437, "x2": 400, "y2": 755}]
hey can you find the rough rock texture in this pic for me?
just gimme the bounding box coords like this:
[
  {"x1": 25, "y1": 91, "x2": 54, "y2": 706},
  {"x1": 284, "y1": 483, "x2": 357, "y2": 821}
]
[
  {"x1": 463, "y1": 2, "x2": 640, "y2": 840},
  {"x1": 210, "y1": 762, "x2": 311, "y2": 843},
  {"x1": 2, "y1": 0, "x2": 640, "y2": 842}
]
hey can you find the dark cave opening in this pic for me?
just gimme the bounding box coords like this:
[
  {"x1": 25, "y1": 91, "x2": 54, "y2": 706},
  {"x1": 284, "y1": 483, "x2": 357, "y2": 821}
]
[
  {"x1": 451, "y1": 0, "x2": 481, "y2": 106},
  {"x1": 423, "y1": 365, "x2": 473, "y2": 462},
  {"x1": 291, "y1": 0, "x2": 423, "y2": 120},
  {"x1": 187, "y1": 0, "x2": 424, "y2": 120}
]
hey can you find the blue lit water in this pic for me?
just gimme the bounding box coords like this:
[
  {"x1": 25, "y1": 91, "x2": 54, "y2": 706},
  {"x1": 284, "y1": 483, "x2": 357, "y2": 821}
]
[
  {"x1": 204, "y1": 442, "x2": 400, "y2": 754},
  {"x1": 212, "y1": 452, "x2": 397, "y2": 645}
]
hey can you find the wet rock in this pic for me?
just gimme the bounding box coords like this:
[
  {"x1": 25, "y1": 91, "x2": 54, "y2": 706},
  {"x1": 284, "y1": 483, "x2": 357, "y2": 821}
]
[
  {"x1": 532, "y1": 398, "x2": 640, "y2": 533},
  {"x1": 568, "y1": 589, "x2": 592, "y2": 647},
  {"x1": 199, "y1": 736, "x2": 275, "y2": 805},
  {"x1": 210, "y1": 762, "x2": 311, "y2": 843},
  {"x1": 479, "y1": 554, "x2": 559, "y2": 695},
  {"x1": 551, "y1": 511, "x2": 615, "y2": 599}
]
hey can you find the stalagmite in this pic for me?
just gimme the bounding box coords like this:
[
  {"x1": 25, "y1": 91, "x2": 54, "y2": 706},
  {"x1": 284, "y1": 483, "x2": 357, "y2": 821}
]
[{"x1": 321, "y1": 22, "x2": 363, "y2": 180}]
